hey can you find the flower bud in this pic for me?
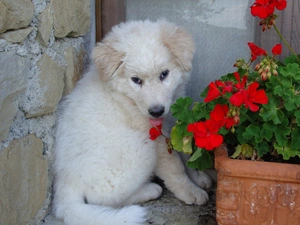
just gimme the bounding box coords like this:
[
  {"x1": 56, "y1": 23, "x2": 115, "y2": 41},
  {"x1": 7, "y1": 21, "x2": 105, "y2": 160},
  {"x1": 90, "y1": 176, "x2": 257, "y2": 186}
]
[
  {"x1": 231, "y1": 108, "x2": 237, "y2": 117},
  {"x1": 233, "y1": 115, "x2": 240, "y2": 124},
  {"x1": 267, "y1": 24, "x2": 272, "y2": 29},
  {"x1": 233, "y1": 59, "x2": 245, "y2": 68},
  {"x1": 258, "y1": 68, "x2": 264, "y2": 75},
  {"x1": 261, "y1": 71, "x2": 267, "y2": 81},
  {"x1": 231, "y1": 127, "x2": 235, "y2": 133},
  {"x1": 267, "y1": 72, "x2": 272, "y2": 79},
  {"x1": 265, "y1": 65, "x2": 271, "y2": 73},
  {"x1": 272, "y1": 69, "x2": 278, "y2": 76},
  {"x1": 255, "y1": 63, "x2": 261, "y2": 71},
  {"x1": 259, "y1": 19, "x2": 266, "y2": 26},
  {"x1": 262, "y1": 58, "x2": 268, "y2": 64},
  {"x1": 272, "y1": 62, "x2": 278, "y2": 69}
]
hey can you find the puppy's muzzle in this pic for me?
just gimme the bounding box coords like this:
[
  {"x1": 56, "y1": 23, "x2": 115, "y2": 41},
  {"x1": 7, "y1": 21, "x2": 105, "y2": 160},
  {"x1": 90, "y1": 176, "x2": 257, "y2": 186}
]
[{"x1": 148, "y1": 105, "x2": 165, "y2": 118}]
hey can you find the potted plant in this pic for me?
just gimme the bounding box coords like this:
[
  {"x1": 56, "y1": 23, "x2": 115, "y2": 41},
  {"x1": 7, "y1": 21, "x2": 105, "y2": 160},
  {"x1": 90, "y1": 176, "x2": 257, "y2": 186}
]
[{"x1": 150, "y1": 0, "x2": 300, "y2": 224}]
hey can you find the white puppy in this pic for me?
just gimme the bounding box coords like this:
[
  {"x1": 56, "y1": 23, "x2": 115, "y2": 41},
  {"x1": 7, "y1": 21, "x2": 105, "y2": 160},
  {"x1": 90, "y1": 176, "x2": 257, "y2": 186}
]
[{"x1": 53, "y1": 20, "x2": 212, "y2": 225}]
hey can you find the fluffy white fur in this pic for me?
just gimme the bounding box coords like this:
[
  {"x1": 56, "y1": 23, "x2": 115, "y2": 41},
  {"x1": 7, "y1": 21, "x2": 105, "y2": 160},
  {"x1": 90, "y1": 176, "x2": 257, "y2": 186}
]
[{"x1": 53, "y1": 20, "x2": 212, "y2": 225}]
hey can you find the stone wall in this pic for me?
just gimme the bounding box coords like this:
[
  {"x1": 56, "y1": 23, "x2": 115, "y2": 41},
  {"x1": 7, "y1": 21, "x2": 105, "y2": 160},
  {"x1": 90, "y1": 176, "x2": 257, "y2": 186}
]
[{"x1": 0, "y1": 0, "x2": 93, "y2": 224}]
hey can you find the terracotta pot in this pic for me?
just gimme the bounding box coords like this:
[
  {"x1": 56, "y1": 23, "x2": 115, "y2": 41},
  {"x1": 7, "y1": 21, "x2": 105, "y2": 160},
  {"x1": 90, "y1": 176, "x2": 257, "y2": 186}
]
[{"x1": 214, "y1": 146, "x2": 300, "y2": 225}]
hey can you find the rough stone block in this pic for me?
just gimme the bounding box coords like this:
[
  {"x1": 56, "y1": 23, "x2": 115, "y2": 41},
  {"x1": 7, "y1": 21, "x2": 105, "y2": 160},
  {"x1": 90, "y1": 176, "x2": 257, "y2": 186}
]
[
  {"x1": 0, "y1": 52, "x2": 29, "y2": 142},
  {"x1": 52, "y1": 0, "x2": 91, "y2": 38},
  {"x1": 23, "y1": 54, "x2": 65, "y2": 118},
  {"x1": 0, "y1": 0, "x2": 34, "y2": 33},
  {"x1": 63, "y1": 46, "x2": 85, "y2": 95},
  {"x1": 37, "y1": 6, "x2": 52, "y2": 46},
  {"x1": 0, "y1": 135, "x2": 48, "y2": 225},
  {"x1": 0, "y1": 27, "x2": 34, "y2": 43}
]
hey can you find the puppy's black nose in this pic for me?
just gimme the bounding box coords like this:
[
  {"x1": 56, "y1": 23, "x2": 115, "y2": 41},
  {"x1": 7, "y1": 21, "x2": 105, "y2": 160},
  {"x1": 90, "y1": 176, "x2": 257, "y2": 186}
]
[{"x1": 148, "y1": 106, "x2": 165, "y2": 118}]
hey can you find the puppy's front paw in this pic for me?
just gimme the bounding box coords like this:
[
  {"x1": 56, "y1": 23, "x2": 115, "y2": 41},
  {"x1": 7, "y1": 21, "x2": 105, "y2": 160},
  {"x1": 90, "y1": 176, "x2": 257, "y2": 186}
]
[
  {"x1": 188, "y1": 170, "x2": 213, "y2": 190},
  {"x1": 146, "y1": 183, "x2": 163, "y2": 201},
  {"x1": 175, "y1": 184, "x2": 209, "y2": 205}
]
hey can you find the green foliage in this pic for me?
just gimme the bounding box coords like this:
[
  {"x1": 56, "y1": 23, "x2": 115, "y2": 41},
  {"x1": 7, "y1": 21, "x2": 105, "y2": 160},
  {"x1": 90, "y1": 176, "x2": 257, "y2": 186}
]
[
  {"x1": 186, "y1": 148, "x2": 213, "y2": 171},
  {"x1": 170, "y1": 60, "x2": 300, "y2": 168}
]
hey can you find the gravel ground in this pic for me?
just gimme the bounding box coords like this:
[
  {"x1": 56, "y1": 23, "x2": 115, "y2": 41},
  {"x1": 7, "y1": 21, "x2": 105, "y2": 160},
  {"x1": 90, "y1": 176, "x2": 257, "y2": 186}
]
[{"x1": 143, "y1": 185, "x2": 217, "y2": 225}]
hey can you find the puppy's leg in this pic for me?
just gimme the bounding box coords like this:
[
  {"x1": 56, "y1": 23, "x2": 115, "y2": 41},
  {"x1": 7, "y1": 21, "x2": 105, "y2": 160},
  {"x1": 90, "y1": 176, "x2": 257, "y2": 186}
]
[
  {"x1": 154, "y1": 138, "x2": 209, "y2": 205},
  {"x1": 125, "y1": 183, "x2": 163, "y2": 205},
  {"x1": 179, "y1": 153, "x2": 213, "y2": 189}
]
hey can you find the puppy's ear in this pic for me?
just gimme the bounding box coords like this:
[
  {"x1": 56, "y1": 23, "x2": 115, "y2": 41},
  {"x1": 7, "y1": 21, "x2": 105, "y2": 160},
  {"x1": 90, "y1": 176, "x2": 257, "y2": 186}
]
[
  {"x1": 160, "y1": 22, "x2": 195, "y2": 72},
  {"x1": 91, "y1": 42, "x2": 124, "y2": 81}
]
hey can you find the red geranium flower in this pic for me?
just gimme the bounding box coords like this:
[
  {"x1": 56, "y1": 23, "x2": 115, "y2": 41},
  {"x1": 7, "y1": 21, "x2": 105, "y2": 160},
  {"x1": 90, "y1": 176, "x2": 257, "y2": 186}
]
[
  {"x1": 250, "y1": 0, "x2": 276, "y2": 19},
  {"x1": 210, "y1": 104, "x2": 236, "y2": 129},
  {"x1": 204, "y1": 82, "x2": 221, "y2": 102},
  {"x1": 215, "y1": 80, "x2": 234, "y2": 94},
  {"x1": 245, "y1": 82, "x2": 268, "y2": 112},
  {"x1": 271, "y1": 0, "x2": 287, "y2": 10},
  {"x1": 149, "y1": 124, "x2": 162, "y2": 140},
  {"x1": 187, "y1": 120, "x2": 223, "y2": 150},
  {"x1": 230, "y1": 80, "x2": 268, "y2": 112},
  {"x1": 233, "y1": 72, "x2": 247, "y2": 90},
  {"x1": 229, "y1": 72, "x2": 248, "y2": 107},
  {"x1": 230, "y1": 90, "x2": 247, "y2": 107},
  {"x1": 272, "y1": 43, "x2": 282, "y2": 55},
  {"x1": 248, "y1": 42, "x2": 267, "y2": 61}
]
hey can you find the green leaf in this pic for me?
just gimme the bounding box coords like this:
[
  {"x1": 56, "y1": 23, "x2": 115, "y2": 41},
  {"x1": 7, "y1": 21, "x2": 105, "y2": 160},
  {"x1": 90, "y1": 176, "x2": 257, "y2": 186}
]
[
  {"x1": 200, "y1": 86, "x2": 208, "y2": 98},
  {"x1": 274, "y1": 141, "x2": 300, "y2": 160},
  {"x1": 236, "y1": 125, "x2": 247, "y2": 144},
  {"x1": 260, "y1": 97, "x2": 284, "y2": 124},
  {"x1": 171, "y1": 97, "x2": 193, "y2": 119},
  {"x1": 283, "y1": 55, "x2": 300, "y2": 65},
  {"x1": 170, "y1": 126, "x2": 184, "y2": 152},
  {"x1": 273, "y1": 85, "x2": 284, "y2": 96},
  {"x1": 283, "y1": 92, "x2": 297, "y2": 111},
  {"x1": 187, "y1": 148, "x2": 212, "y2": 171},
  {"x1": 274, "y1": 119, "x2": 291, "y2": 146},
  {"x1": 192, "y1": 102, "x2": 210, "y2": 121},
  {"x1": 243, "y1": 125, "x2": 260, "y2": 141},
  {"x1": 230, "y1": 145, "x2": 242, "y2": 158},
  {"x1": 295, "y1": 110, "x2": 300, "y2": 126},
  {"x1": 182, "y1": 136, "x2": 193, "y2": 154},
  {"x1": 255, "y1": 142, "x2": 270, "y2": 157},
  {"x1": 176, "y1": 122, "x2": 190, "y2": 136},
  {"x1": 176, "y1": 110, "x2": 198, "y2": 124},
  {"x1": 291, "y1": 127, "x2": 300, "y2": 149},
  {"x1": 280, "y1": 63, "x2": 300, "y2": 80},
  {"x1": 260, "y1": 122, "x2": 274, "y2": 141}
]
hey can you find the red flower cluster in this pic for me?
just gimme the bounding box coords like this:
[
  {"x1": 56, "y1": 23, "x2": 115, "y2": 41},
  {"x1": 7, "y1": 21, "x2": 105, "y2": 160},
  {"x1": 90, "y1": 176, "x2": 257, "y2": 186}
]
[
  {"x1": 250, "y1": 0, "x2": 287, "y2": 19},
  {"x1": 204, "y1": 72, "x2": 268, "y2": 112},
  {"x1": 230, "y1": 72, "x2": 268, "y2": 112},
  {"x1": 191, "y1": 72, "x2": 268, "y2": 150}
]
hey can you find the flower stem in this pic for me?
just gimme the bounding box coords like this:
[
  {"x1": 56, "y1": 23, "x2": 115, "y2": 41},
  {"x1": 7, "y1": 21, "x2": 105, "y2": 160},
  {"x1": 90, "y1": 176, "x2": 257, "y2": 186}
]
[
  {"x1": 240, "y1": 110, "x2": 257, "y2": 125},
  {"x1": 273, "y1": 24, "x2": 300, "y2": 63}
]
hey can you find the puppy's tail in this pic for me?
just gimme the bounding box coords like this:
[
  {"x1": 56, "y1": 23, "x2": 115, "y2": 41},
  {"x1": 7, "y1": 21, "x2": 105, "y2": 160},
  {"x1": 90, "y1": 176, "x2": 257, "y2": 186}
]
[{"x1": 53, "y1": 196, "x2": 147, "y2": 225}]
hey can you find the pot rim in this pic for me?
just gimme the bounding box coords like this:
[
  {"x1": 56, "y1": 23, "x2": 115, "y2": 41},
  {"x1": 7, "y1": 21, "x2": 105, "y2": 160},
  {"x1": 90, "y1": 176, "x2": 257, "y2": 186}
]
[{"x1": 214, "y1": 145, "x2": 300, "y2": 183}]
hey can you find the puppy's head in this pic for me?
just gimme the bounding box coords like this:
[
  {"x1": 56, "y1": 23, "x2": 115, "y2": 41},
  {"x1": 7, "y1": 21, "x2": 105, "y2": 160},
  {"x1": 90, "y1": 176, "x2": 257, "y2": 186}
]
[{"x1": 92, "y1": 20, "x2": 195, "y2": 121}]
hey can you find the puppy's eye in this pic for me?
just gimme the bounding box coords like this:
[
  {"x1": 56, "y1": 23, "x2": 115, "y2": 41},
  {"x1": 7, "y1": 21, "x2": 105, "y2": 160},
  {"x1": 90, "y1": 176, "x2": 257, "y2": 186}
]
[
  {"x1": 131, "y1": 77, "x2": 143, "y2": 85},
  {"x1": 160, "y1": 70, "x2": 169, "y2": 81}
]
